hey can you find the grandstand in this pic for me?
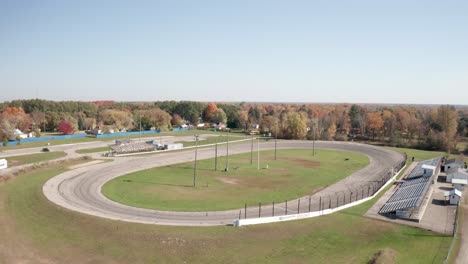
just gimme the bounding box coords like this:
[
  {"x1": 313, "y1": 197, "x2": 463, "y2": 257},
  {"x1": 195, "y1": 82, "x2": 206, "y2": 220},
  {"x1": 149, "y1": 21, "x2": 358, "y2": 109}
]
[
  {"x1": 379, "y1": 157, "x2": 442, "y2": 221},
  {"x1": 109, "y1": 140, "x2": 156, "y2": 155}
]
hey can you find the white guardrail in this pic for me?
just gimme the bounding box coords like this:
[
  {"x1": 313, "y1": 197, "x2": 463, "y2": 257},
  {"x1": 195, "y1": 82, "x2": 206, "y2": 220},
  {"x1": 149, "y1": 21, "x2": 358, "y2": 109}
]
[{"x1": 234, "y1": 164, "x2": 407, "y2": 227}]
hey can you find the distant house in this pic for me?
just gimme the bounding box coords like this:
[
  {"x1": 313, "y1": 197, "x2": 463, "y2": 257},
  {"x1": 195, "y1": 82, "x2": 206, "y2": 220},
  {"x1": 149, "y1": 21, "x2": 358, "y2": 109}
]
[
  {"x1": 13, "y1": 129, "x2": 27, "y2": 139},
  {"x1": 444, "y1": 189, "x2": 462, "y2": 205}
]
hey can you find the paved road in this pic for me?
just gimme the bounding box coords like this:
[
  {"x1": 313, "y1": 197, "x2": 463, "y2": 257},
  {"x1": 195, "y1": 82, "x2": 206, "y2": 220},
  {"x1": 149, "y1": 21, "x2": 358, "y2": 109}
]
[
  {"x1": 43, "y1": 140, "x2": 404, "y2": 226},
  {"x1": 455, "y1": 204, "x2": 467, "y2": 264}
]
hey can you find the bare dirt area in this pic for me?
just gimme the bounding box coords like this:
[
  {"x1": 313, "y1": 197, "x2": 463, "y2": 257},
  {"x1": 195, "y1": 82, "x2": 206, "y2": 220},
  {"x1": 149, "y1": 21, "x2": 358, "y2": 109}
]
[
  {"x1": 217, "y1": 177, "x2": 240, "y2": 185},
  {"x1": 290, "y1": 158, "x2": 320, "y2": 168}
]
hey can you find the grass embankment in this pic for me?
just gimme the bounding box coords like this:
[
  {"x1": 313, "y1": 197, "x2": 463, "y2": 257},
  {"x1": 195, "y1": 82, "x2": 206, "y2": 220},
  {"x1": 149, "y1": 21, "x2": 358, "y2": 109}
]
[
  {"x1": 5, "y1": 152, "x2": 67, "y2": 167},
  {"x1": 0, "y1": 148, "x2": 450, "y2": 263},
  {"x1": 75, "y1": 147, "x2": 110, "y2": 154},
  {"x1": 102, "y1": 149, "x2": 368, "y2": 211},
  {"x1": 175, "y1": 134, "x2": 250, "y2": 147}
]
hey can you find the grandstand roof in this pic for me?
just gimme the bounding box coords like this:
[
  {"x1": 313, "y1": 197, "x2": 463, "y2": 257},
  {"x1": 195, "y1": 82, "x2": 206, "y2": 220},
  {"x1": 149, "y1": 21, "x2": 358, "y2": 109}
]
[{"x1": 406, "y1": 157, "x2": 441, "y2": 179}]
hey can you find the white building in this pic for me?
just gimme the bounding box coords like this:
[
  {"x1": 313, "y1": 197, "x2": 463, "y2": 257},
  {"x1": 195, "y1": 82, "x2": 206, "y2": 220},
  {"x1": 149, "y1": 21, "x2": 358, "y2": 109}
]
[
  {"x1": 452, "y1": 178, "x2": 468, "y2": 191},
  {"x1": 0, "y1": 159, "x2": 7, "y2": 170},
  {"x1": 447, "y1": 170, "x2": 468, "y2": 183},
  {"x1": 444, "y1": 189, "x2": 462, "y2": 205}
]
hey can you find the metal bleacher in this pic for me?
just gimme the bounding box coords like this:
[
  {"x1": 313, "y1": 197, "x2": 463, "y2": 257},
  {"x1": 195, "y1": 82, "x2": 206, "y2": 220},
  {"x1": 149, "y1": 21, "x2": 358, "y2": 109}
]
[{"x1": 379, "y1": 157, "x2": 441, "y2": 216}]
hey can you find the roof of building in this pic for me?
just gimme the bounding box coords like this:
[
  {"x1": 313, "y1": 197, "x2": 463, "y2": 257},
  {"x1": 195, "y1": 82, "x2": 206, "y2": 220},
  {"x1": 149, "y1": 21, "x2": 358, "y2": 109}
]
[
  {"x1": 444, "y1": 189, "x2": 462, "y2": 197},
  {"x1": 450, "y1": 172, "x2": 468, "y2": 180},
  {"x1": 445, "y1": 159, "x2": 464, "y2": 167},
  {"x1": 452, "y1": 178, "x2": 468, "y2": 185},
  {"x1": 406, "y1": 157, "x2": 442, "y2": 179}
]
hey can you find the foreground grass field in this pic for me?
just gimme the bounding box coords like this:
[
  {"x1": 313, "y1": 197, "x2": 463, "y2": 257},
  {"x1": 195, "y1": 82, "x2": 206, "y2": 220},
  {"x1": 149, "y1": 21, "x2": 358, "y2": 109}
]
[
  {"x1": 5, "y1": 151, "x2": 67, "y2": 167},
  {"x1": 102, "y1": 149, "x2": 368, "y2": 211},
  {"x1": 0, "y1": 147, "x2": 451, "y2": 263}
]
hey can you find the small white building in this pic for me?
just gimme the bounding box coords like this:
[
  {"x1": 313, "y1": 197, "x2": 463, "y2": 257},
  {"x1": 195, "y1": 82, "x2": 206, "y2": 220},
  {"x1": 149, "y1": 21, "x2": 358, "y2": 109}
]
[
  {"x1": 447, "y1": 170, "x2": 468, "y2": 183},
  {"x1": 452, "y1": 178, "x2": 468, "y2": 191},
  {"x1": 422, "y1": 164, "x2": 436, "y2": 177},
  {"x1": 444, "y1": 189, "x2": 462, "y2": 205}
]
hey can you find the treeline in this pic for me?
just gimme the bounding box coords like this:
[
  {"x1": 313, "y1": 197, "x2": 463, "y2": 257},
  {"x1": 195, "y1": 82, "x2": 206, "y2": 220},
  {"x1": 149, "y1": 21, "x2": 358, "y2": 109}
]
[{"x1": 0, "y1": 99, "x2": 467, "y2": 152}]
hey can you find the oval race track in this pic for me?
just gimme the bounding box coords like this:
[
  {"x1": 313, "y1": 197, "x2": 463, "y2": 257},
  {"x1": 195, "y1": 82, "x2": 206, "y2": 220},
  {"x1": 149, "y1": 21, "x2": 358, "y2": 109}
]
[{"x1": 43, "y1": 141, "x2": 405, "y2": 226}]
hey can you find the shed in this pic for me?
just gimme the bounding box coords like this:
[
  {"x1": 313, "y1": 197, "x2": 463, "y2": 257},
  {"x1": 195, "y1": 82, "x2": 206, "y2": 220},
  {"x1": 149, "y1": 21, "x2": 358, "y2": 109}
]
[
  {"x1": 452, "y1": 178, "x2": 468, "y2": 191},
  {"x1": 444, "y1": 189, "x2": 462, "y2": 205}
]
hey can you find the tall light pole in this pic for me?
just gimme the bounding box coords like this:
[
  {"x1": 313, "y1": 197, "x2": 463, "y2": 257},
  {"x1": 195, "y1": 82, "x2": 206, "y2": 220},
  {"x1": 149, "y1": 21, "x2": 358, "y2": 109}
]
[
  {"x1": 139, "y1": 114, "x2": 142, "y2": 141},
  {"x1": 250, "y1": 134, "x2": 254, "y2": 164},
  {"x1": 225, "y1": 128, "x2": 230, "y2": 173},
  {"x1": 214, "y1": 135, "x2": 218, "y2": 171},
  {"x1": 257, "y1": 135, "x2": 260, "y2": 170},
  {"x1": 193, "y1": 134, "x2": 199, "y2": 187},
  {"x1": 274, "y1": 121, "x2": 278, "y2": 160}
]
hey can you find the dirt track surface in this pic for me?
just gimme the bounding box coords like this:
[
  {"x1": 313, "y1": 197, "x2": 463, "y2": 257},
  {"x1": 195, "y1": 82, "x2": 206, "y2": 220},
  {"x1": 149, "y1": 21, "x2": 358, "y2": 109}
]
[{"x1": 42, "y1": 140, "x2": 404, "y2": 226}]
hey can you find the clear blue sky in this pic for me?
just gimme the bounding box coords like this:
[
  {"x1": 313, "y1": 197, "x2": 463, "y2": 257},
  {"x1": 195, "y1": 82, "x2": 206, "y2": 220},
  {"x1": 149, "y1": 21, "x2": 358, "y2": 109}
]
[{"x1": 1, "y1": 0, "x2": 467, "y2": 104}]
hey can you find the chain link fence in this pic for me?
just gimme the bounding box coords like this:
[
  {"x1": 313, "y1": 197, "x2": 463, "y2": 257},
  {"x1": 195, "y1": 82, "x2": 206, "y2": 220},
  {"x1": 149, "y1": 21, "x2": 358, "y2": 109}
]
[{"x1": 238, "y1": 154, "x2": 407, "y2": 220}]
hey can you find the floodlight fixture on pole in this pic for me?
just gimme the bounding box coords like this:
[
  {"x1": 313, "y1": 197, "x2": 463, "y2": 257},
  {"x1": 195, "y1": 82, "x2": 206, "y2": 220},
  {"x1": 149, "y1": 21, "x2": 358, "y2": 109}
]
[{"x1": 193, "y1": 134, "x2": 199, "y2": 187}]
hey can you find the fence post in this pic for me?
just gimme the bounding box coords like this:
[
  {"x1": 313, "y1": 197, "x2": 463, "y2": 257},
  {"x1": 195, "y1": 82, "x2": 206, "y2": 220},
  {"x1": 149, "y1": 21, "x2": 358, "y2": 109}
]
[
  {"x1": 285, "y1": 200, "x2": 288, "y2": 215},
  {"x1": 259, "y1": 203, "x2": 261, "y2": 217},
  {"x1": 273, "y1": 201, "x2": 275, "y2": 216},
  {"x1": 238, "y1": 210, "x2": 241, "y2": 219},
  {"x1": 244, "y1": 203, "x2": 247, "y2": 219},
  {"x1": 319, "y1": 196, "x2": 322, "y2": 212},
  {"x1": 308, "y1": 196, "x2": 311, "y2": 212},
  {"x1": 328, "y1": 196, "x2": 331, "y2": 208},
  {"x1": 297, "y1": 199, "x2": 301, "y2": 214}
]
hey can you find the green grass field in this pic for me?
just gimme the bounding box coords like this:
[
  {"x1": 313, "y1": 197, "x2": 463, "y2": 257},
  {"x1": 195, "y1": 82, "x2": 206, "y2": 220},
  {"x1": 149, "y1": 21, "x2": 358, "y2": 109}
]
[
  {"x1": 0, "y1": 147, "x2": 451, "y2": 263},
  {"x1": 175, "y1": 134, "x2": 250, "y2": 147},
  {"x1": 5, "y1": 151, "x2": 67, "y2": 167},
  {"x1": 75, "y1": 146, "x2": 110, "y2": 154},
  {"x1": 102, "y1": 149, "x2": 369, "y2": 211}
]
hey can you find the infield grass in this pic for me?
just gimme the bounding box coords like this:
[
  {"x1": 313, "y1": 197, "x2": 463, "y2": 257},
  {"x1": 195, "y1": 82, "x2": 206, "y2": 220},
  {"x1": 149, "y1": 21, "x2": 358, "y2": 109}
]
[{"x1": 102, "y1": 149, "x2": 368, "y2": 211}]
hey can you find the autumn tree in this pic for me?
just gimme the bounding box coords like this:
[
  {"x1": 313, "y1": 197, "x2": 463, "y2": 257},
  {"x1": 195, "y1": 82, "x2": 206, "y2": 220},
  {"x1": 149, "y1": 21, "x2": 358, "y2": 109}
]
[
  {"x1": 1, "y1": 107, "x2": 31, "y2": 131},
  {"x1": 99, "y1": 109, "x2": 134, "y2": 130},
  {"x1": 436, "y1": 105, "x2": 458, "y2": 153},
  {"x1": 202, "y1": 103, "x2": 218, "y2": 123},
  {"x1": 285, "y1": 112, "x2": 308, "y2": 139},
  {"x1": 57, "y1": 120, "x2": 74, "y2": 134},
  {"x1": 366, "y1": 112, "x2": 384, "y2": 140}
]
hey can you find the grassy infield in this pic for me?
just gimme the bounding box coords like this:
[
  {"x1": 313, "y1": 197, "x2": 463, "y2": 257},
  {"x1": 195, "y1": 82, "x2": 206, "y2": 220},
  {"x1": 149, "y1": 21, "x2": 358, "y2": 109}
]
[
  {"x1": 102, "y1": 149, "x2": 369, "y2": 211},
  {"x1": 0, "y1": 146, "x2": 453, "y2": 263}
]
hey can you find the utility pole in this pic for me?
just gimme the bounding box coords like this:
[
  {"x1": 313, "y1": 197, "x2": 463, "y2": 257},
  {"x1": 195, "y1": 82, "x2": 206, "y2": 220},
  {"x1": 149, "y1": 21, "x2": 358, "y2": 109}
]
[
  {"x1": 215, "y1": 136, "x2": 218, "y2": 171},
  {"x1": 257, "y1": 136, "x2": 260, "y2": 170},
  {"x1": 193, "y1": 134, "x2": 199, "y2": 187},
  {"x1": 225, "y1": 128, "x2": 230, "y2": 173},
  {"x1": 275, "y1": 121, "x2": 278, "y2": 160},
  {"x1": 250, "y1": 134, "x2": 253, "y2": 164}
]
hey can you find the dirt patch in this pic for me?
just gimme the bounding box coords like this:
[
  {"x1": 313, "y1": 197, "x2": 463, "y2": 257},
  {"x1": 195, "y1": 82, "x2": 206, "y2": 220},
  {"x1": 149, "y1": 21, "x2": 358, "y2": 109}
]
[
  {"x1": 368, "y1": 248, "x2": 398, "y2": 264},
  {"x1": 218, "y1": 177, "x2": 241, "y2": 185},
  {"x1": 290, "y1": 158, "x2": 320, "y2": 168}
]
